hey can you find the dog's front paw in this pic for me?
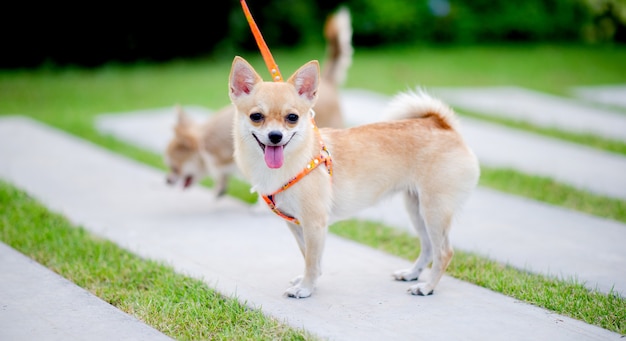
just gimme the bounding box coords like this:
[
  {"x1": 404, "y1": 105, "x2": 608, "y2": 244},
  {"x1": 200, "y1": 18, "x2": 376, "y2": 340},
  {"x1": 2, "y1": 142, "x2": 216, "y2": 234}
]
[
  {"x1": 392, "y1": 269, "x2": 420, "y2": 282},
  {"x1": 408, "y1": 283, "x2": 434, "y2": 296},
  {"x1": 284, "y1": 284, "x2": 313, "y2": 299}
]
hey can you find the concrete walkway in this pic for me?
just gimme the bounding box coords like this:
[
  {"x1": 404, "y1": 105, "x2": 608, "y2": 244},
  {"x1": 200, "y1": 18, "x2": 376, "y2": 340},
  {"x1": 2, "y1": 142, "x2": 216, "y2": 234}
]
[
  {"x1": 0, "y1": 242, "x2": 173, "y2": 341},
  {"x1": 1, "y1": 116, "x2": 622, "y2": 340},
  {"x1": 95, "y1": 89, "x2": 626, "y2": 296},
  {"x1": 430, "y1": 86, "x2": 626, "y2": 143},
  {"x1": 573, "y1": 85, "x2": 626, "y2": 110}
]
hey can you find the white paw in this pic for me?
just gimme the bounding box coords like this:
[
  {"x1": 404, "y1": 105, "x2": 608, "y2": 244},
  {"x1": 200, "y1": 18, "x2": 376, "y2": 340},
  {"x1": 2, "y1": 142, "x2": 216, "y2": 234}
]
[
  {"x1": 392, "y1": 269, "x2": 420, "y2": 281},
  {"x1": 284, "y1": 285, "x2": 313, "y2": 299},
  {"x1": 408, "y1": 283, "x2": 434, "y2": 296}
]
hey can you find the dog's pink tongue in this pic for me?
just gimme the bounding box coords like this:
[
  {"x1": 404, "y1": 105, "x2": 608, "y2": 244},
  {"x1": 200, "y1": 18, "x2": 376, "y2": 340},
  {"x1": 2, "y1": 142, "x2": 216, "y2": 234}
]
[{"x1": 264, "y1": 145, "x2": 284, "y2": 169}]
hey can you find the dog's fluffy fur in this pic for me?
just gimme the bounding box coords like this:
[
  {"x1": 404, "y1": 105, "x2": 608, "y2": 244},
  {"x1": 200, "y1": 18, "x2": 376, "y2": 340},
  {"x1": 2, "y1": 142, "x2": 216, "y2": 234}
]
[
  {"x1": 228, "y1": 56, "x2": 480, "y2": 298},
  {"x1": 164, "y1": 8, "x2": 353, "y2": 194}
]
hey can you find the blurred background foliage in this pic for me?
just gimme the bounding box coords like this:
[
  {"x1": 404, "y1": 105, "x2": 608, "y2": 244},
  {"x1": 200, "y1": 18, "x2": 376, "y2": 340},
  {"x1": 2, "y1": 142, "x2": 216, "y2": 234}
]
[{"x1": 2, "y1": 0, "x2": 625, "y2": 69}]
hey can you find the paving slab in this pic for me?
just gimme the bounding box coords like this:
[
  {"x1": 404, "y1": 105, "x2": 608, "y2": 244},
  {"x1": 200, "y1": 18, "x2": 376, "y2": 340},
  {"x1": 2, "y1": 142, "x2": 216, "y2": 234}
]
[
  {"x1": 97, "y1": 105, "x2": 212, "y2": 153},
  {"x1": 0, "y1": 242, "x2": 173, "y2": 341},
  {"x1": 573, "y1": 85, "x2": 626, "y2": 110},
  {"x1": 1, "y1": 115, "x2": 621, "y2": 340},
  {"x1": 459, "y1": 118, "x2": 626, "y2": 200},
  {"x1": 95, "y1": 90, "x2": 626, "y2": 295},
  {"x1": 430, "y1": 86, "x2": 626, "y2": 142}
]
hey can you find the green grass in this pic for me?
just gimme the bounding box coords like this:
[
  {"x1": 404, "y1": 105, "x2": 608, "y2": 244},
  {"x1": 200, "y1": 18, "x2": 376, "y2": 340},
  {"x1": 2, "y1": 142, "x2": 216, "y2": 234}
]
[
  {"x1": 2, "y1": 44, "x2": 626, "y2": 337},
  {"x1": 480, "y1": 167, "x2": 626, "y2": 223},
  {"x1": 340, "y1": 44, "x2": 626, "y2": 97},
  {"x1": 0, "y1": 180, "x2": 312, "y2": 341},
  {"x1": 329, "y1": 220, "x2": 625, "y2": 334}
]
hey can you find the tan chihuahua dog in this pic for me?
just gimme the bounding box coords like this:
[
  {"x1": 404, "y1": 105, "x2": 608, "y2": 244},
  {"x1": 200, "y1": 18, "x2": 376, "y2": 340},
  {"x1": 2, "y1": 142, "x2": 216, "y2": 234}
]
[{"x1": 229, "y1": 56, "x2": 479, "y2": 298}]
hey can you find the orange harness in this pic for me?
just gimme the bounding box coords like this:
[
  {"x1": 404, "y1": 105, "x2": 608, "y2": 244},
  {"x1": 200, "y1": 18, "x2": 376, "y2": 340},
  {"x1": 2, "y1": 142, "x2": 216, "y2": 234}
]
[{"x1": 261, "y1": 117, "x2": 332, "y2": 225}]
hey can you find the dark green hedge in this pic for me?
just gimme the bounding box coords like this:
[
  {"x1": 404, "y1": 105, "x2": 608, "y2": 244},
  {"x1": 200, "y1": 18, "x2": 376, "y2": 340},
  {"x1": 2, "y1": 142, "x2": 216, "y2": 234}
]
[
  {"x1": 1, "y1": 0, "x2": 623, "y2": 69},
  {"x1": 346, "y1": 0, "x2": 623, "y2": 45}
]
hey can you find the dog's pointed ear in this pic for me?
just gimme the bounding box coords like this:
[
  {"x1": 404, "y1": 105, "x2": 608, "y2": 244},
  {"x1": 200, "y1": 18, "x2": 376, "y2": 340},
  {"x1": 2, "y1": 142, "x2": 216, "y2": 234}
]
[
  {"x1": 175, "y1": 105, "x2": 192, "y2": 127},
  {"x1": 173, "y1": 123, "x2": 198, "y2": 149},
  {"x1": 287, "y1": 60, "x2": 320, "y2": 103},
  {"x1": 229, "y1": 56, "x2": 263, "y2": 100}
]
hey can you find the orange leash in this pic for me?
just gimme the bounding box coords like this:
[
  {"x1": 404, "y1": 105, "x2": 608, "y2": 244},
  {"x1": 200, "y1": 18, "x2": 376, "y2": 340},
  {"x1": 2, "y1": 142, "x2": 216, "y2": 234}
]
[{"x1": 240, "y1": 0, "x2": 283, "y2": 82}]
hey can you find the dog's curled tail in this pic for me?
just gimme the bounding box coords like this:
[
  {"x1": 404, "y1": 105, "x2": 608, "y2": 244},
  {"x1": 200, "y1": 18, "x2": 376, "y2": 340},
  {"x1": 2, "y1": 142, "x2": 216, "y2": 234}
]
[
  {"x1": 385, "y1": 89, "x2": 460, "y2": 131},
  {"x1": 321, "y1": 6, "x2": 353, "y2": 86}
]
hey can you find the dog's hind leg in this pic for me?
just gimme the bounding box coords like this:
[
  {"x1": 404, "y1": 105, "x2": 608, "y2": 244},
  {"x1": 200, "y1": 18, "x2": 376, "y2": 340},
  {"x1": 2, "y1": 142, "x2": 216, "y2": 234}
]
[
  {"x1": 407, "y1": 193, "x2": 455, "y2": 296},
  {"x1": 200, "y1": 153, "x2": 228, "y2": 198},
  {"x1": 214, "y1": 172, "x2": 228, "y2": 198},
  {"x1": 393, "y1": 191, "x2": 433, "y2": 283}
]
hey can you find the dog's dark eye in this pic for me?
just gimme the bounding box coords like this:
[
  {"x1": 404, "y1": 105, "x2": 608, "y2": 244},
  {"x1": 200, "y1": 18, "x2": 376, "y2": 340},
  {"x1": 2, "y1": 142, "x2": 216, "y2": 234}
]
[
  {"x1": 286, "y1": 113, "x2": 299, "y2": 123},
  {"x1": 249, "y1": 113, "x2": 264, "y2": 122}
]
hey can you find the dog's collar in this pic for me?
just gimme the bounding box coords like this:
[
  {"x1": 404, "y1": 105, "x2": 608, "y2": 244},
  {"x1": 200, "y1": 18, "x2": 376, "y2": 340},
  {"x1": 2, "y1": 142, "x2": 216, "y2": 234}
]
[{"x1": 261, "y1": 112, "x2": 332, "y2": 225}]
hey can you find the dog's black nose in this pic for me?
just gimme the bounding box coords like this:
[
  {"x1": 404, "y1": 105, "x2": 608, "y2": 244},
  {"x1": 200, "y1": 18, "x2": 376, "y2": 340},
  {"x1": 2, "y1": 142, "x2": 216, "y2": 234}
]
[{"x1": 268, "y1": 131, "x2": 283, "y2": 144}]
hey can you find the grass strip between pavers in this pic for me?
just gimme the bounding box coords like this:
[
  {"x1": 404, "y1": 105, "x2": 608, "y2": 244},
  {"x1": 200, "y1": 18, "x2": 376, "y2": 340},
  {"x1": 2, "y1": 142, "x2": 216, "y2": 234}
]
[
  {"x1": 0, "y1": 180, "x2": 314, "y2": 341},
  {"x1": 479, "y1": 167, "x2": 626, "y2": 223}
]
